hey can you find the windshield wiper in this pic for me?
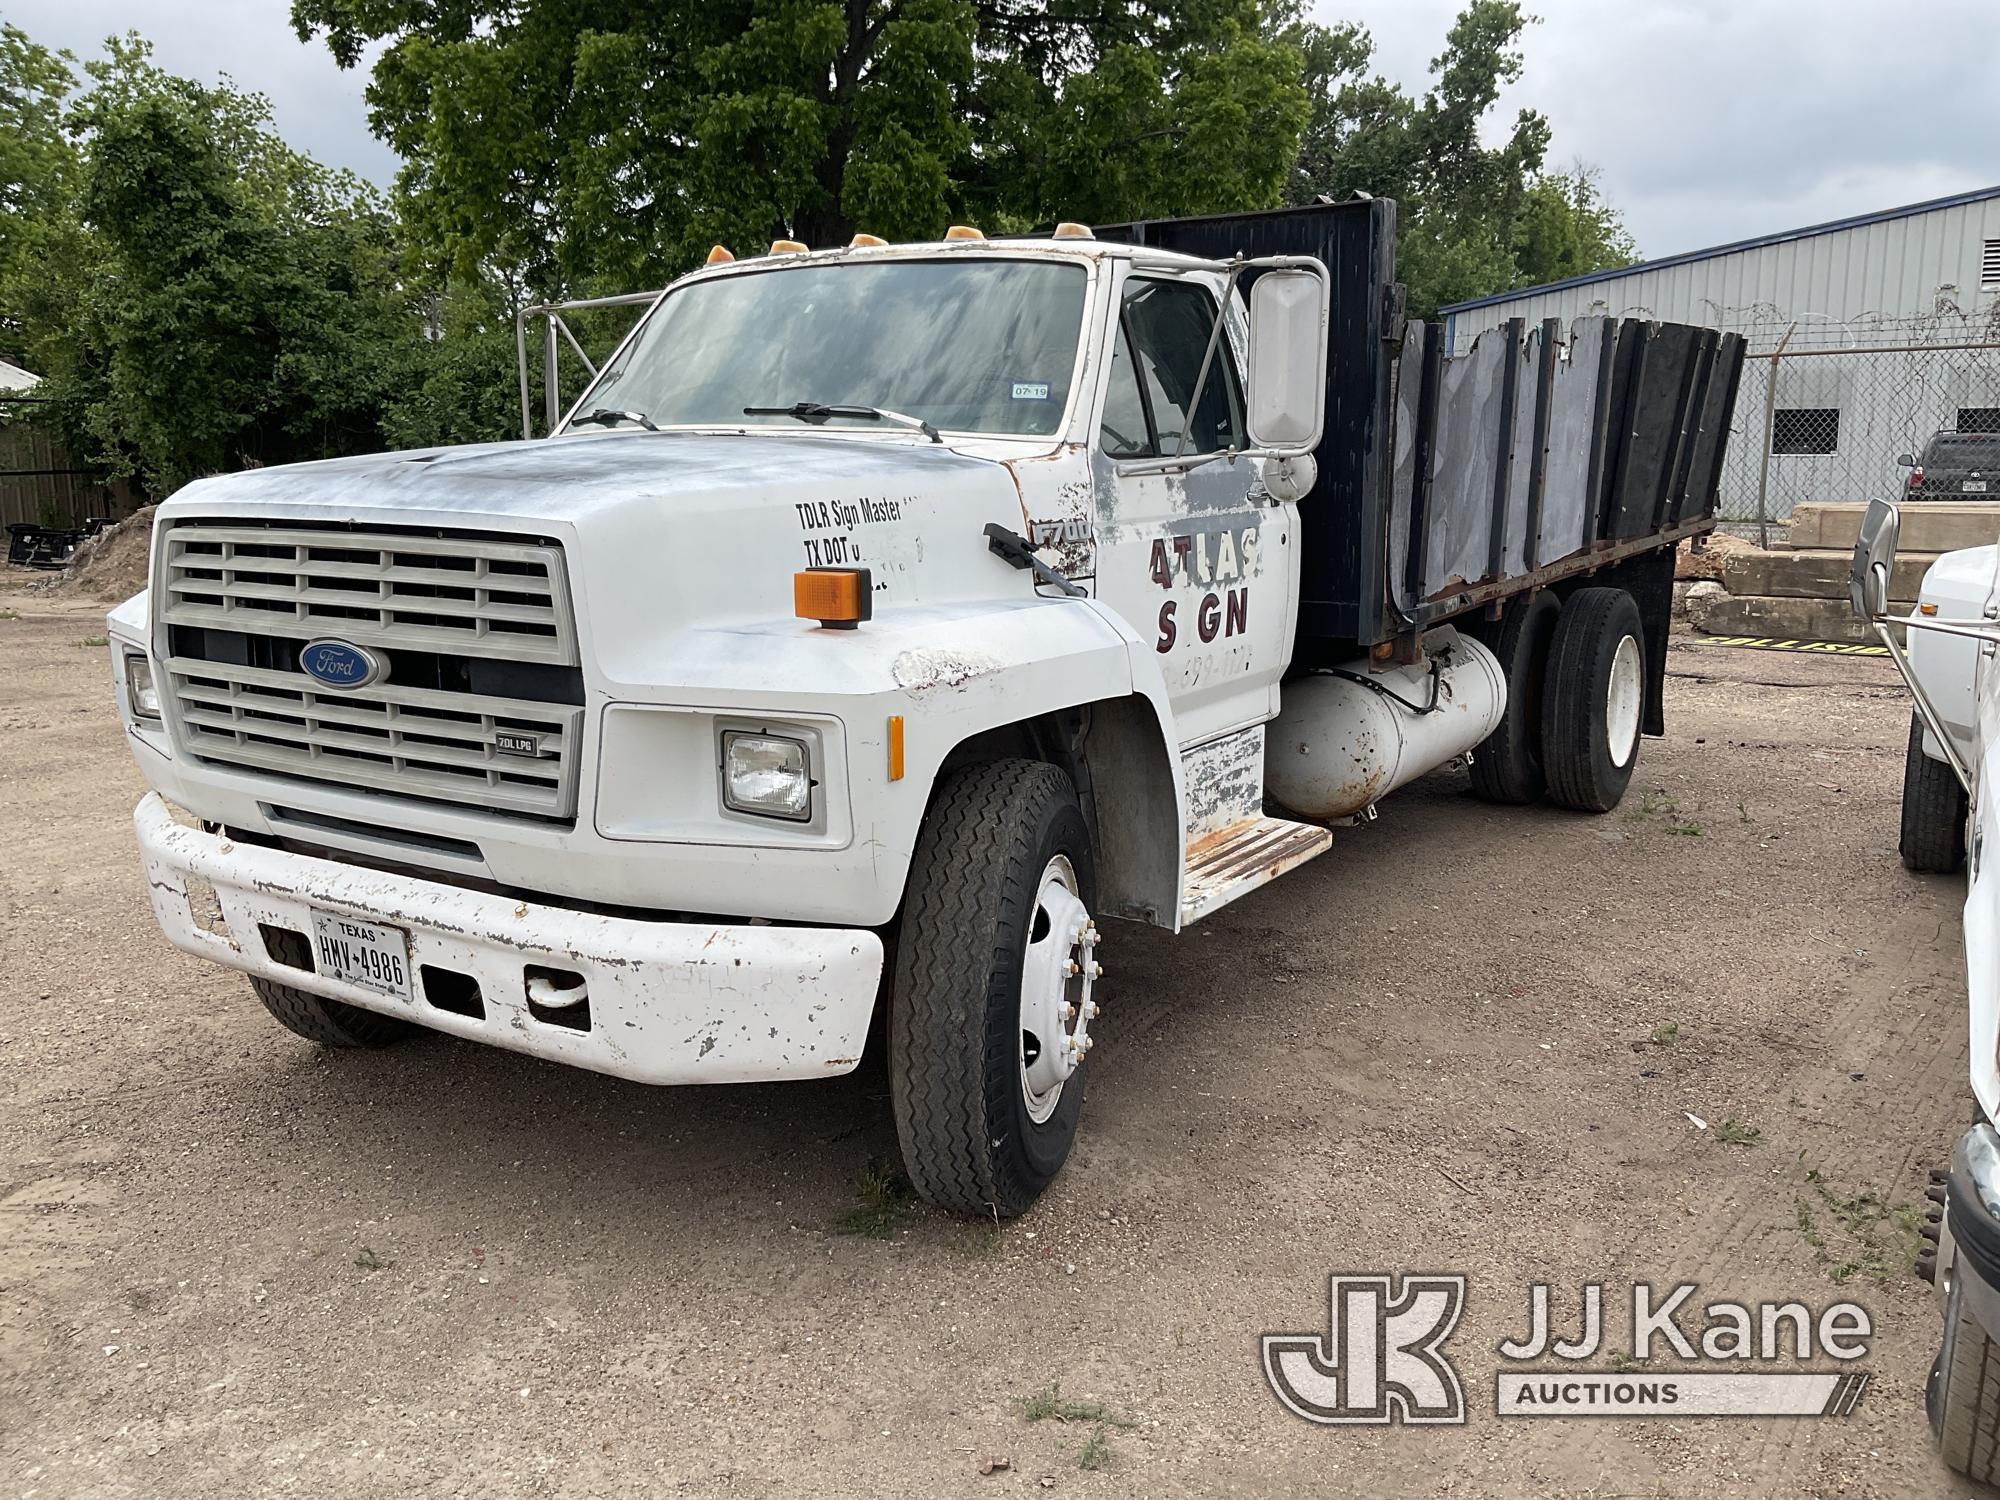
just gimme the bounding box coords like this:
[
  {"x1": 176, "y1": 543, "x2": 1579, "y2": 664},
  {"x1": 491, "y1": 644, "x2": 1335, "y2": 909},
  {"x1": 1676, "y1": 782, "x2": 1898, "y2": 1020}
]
[
  {"x1": 572, "y1": 407, "x2": 658, "y2": 432},
  {"x1": 743, "y1": 401, "x2": 941, "y2": 444}
]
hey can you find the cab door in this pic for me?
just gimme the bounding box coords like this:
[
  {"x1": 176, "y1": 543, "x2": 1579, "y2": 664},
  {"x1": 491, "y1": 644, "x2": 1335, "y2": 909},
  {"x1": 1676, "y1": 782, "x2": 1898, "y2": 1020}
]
[{"x1": 1090, "y1": 266, "x2": 1298, "y2": 747}]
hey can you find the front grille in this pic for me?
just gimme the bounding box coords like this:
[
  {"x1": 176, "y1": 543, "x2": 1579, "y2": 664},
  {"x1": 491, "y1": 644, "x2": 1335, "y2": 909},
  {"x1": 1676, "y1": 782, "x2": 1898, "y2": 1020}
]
[
  {"x1": 159, "y1": 522, "x2": 575, "y2": 664},
  {"x1": 158, "y1": 520, "x2": 584, "y2": 821}
]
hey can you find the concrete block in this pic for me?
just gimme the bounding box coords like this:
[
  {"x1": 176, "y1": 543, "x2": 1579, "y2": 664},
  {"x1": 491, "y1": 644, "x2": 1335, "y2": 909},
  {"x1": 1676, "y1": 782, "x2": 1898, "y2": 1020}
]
[
  {"x1": 1720, "y1": 546, "x2": 1931, "y2": 601},
  {"x1": 1686, "y1": 589, "x2": 1908, "y2": 646},
  {"x1": 1785, "y1": 501, "x2": 2000, "y2": 555}
]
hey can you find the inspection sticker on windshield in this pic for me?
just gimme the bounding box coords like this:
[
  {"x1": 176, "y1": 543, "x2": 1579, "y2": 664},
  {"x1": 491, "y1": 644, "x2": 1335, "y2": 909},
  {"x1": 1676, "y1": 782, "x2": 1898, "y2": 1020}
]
[{"x1": 1011, "y1": 382, "x2": 1051, "y2": 401}]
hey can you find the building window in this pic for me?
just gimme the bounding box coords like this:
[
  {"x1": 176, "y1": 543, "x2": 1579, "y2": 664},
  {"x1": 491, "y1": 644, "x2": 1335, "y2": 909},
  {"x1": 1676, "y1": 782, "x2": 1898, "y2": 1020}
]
[
  {"x1": 1962, "y1": 408, "x2": 2000, "y2": 435},
  {"x1": 1984, "y1": 238, "x2": 2000, "y2": 287},
  {"x1": 1772, "y1": 408, "x2": 1839, "y2": 455}
]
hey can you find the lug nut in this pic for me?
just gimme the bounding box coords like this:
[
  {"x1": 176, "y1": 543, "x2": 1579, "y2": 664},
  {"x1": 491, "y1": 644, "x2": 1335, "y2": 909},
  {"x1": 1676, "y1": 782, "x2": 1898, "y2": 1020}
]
[
  {"x1": 1085, "y1": 1000, "x2": 1100, "y2": 1020},
  {"x1": 1089, "y1": 962, "x2": 1103, "y2": 979},
  {"x1": 1064, "y1": 959, "x2": 1079, "y2": 976}
]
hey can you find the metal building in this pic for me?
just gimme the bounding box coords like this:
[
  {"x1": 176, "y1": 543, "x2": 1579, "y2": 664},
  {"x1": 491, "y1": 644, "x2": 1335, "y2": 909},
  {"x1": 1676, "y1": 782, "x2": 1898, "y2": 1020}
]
[{"x1": 1439, "y1": 185, "x2": 2000, "y2": 532}]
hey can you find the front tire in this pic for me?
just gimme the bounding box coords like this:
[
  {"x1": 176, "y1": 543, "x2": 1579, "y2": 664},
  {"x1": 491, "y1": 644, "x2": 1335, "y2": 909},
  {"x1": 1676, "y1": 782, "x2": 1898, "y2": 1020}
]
[
  {"x1": 890, "y1": 759, "x2": 1100, "y2": 1217},
  {"x1": 1930, "y1": 1274, "x2": 2000, "y2": 1482},
  {"x1": 1901, "y1": 712, "x2": 1968, "y2": 873},
  {"x1": 251, "y1": 977, "x2": 414, "y2": 1048},
  {"x1": 1540, "y1": 586, "x2": 1646, "y2": 813}
]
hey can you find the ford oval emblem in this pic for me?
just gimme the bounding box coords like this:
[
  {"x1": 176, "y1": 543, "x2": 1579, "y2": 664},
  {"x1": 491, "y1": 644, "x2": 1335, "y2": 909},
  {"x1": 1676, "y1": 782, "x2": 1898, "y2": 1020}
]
[{"x1": 299, "y1": 639, "x2": 383, "y2": 690}]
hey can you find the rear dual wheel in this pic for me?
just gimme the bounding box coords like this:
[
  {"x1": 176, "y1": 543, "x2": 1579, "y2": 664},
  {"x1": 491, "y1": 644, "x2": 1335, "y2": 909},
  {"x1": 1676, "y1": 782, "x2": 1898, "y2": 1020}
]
[
  {"x1": 1540, "y1": 587, "x2": 1647, "y2": 813},
  {"x1": 1469, "y1": 586, "x2": 1646, "y2": 814}
]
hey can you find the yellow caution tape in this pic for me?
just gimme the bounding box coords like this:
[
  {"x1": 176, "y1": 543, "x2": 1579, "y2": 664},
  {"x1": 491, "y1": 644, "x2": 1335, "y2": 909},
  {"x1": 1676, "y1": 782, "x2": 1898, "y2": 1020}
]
[{"x1": 1695, "y1": 634, "x2": 1890, "y2": 656}]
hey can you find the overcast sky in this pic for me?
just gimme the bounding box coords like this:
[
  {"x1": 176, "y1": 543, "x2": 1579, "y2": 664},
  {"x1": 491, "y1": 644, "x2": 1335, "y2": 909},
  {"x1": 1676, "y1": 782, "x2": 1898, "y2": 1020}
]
[{"x1": 7, "y1": 0, "x2": 1992, "y2": 265}]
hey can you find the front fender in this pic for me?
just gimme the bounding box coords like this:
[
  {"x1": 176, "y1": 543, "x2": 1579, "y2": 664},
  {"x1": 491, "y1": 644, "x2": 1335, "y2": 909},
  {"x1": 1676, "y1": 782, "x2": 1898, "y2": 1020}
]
[{"x1": 622, "y1": 594, "x2": 1188, "y2": 925}]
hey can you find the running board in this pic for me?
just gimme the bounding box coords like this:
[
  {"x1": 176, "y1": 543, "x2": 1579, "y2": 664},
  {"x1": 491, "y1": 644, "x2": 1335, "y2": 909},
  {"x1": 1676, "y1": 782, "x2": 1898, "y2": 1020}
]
[{"x1": 1180, "y1": 816, "x2": 1331, "y2": 926}]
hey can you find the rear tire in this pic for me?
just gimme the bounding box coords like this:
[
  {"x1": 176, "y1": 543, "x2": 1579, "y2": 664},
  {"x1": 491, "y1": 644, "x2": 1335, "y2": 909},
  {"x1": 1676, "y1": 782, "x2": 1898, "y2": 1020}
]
[
  {"x1": 250, "y1": 977, "x2": 414, "y2": 1048},
  {"x1": 1540, "y1": 586, "x2": 1646, "y2": 813},
  {"x1": 1468, "y1": 590, "x2": 1562, "y2": 804},
  {"x1": 1901, "y1": 712, "x2": 1968, "y2": 873},
  {"x1": 890, "y1": 759, "x2": 1098, "y2": 1218},
  {"x1": 1930, "y1": 1274, "x2": 2000, "y2": 1483}
]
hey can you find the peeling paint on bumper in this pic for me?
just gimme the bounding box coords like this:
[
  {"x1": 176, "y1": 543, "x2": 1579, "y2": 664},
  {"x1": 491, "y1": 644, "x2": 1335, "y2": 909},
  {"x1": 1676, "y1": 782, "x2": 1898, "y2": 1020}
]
[{"x1": 134, "y1": 794, "x2": 883, "y2": 1086}]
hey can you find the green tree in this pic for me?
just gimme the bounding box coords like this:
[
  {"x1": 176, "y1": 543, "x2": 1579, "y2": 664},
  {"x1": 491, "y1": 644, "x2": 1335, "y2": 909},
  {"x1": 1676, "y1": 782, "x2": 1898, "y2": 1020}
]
[
  {"x1": 1512, "y1": 164, "x2": 1637, "y2": 289},
  {"x1": 0, "y1": 23, "x2": 80, "y2": 364},
  {"x1": 1275, "y1": 1, "x2": 1635, "y2": 317},
  {"x1": 290, "y1": 0, "x2": 1310, "y2": 296},
  {"x1": 28, "y1": 37, "x2": 431, "y2": 493}
]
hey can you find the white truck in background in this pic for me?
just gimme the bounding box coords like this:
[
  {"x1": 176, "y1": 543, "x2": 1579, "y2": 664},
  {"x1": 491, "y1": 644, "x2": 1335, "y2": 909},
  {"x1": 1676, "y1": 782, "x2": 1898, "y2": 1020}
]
[
  {"x1": 109, "y1": 202, "x2": 1742, "y2": 1217},
  {"x1": 1852, "y1": 502, "x2": 2000, "y2": 1477},
  {"x1": 1893, "y1": 543, "x2": 1990, "y2": 872}
]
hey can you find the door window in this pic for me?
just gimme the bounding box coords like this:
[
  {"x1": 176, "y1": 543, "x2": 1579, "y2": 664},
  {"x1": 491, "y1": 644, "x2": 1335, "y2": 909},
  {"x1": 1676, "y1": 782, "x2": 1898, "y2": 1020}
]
[
  {"x1": 1099, "y1": 327, "x2": 1152, "y2": 457},
  {"x1": 1099, "y1": 277, "x2": 1243, "y2": 457}
]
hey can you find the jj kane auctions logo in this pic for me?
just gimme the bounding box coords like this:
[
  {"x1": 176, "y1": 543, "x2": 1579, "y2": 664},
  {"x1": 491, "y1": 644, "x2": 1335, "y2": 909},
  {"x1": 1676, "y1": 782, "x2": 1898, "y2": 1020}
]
[{"x1": 1263, "y1": 1276, "x2": 1873, "y2": 1423}]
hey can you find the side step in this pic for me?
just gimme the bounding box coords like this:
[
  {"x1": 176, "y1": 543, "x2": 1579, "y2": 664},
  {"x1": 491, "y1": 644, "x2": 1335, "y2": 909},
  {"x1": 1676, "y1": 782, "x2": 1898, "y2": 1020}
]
[{"x1": 1180, "y1": 816, "x2": 1331, "y2": 926}]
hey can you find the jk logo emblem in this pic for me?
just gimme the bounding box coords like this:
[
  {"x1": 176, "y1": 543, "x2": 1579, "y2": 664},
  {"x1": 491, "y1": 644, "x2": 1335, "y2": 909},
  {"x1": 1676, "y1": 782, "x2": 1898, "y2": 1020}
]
[{"x1": 1262, "y1": 1274, "x2": 1467, "y2": 1425}]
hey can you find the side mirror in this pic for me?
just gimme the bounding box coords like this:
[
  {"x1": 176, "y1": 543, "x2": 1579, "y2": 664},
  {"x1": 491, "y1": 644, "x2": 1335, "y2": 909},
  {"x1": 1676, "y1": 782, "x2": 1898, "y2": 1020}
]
[
  {"x1": 1246, "y1": 264, "x2": 1330, "y2": 455},
  {"x1": 1849, "y1": 495, "x2": 1902, "y2": 622},
  {"x1": 1897, "y1": 452, "x2": 1916, "y2": 468}
]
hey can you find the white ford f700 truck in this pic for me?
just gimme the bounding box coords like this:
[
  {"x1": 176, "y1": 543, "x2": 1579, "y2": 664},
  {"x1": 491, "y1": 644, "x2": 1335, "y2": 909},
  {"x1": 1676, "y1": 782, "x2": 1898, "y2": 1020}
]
[{"x1": 108, "y1": 202, "x2": 1743, "y2": 1216}]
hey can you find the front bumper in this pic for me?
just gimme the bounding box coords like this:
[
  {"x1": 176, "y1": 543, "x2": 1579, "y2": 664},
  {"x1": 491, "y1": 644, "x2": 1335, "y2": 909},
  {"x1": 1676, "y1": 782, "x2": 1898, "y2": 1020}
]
[{"x1": 134, "y1": 794, "x2": 883, "y2": 1085}]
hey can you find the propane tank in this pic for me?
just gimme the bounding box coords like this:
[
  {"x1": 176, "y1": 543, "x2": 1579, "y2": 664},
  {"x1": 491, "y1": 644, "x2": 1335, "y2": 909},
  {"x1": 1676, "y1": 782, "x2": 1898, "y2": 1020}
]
[{"x1": 1265, "y1": 625, "x2": 1506, "y2": 820}]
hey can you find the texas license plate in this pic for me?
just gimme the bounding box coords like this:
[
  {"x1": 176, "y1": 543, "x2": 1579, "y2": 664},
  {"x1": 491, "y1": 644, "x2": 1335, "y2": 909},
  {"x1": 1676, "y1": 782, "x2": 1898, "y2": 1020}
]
[
  {"x1": 1965, "y1": 480, "x2": 1987, "y2": 492},
  {"x1": 311, "y1": 910, "x2": 412, "y2": 1000}
]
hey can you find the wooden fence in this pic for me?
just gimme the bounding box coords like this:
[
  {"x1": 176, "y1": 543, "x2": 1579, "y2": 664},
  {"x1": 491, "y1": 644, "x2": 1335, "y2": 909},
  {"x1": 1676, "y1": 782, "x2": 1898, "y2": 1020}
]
[{"x1": 0, "y1": 399, "x2": 135, "y2": 531}]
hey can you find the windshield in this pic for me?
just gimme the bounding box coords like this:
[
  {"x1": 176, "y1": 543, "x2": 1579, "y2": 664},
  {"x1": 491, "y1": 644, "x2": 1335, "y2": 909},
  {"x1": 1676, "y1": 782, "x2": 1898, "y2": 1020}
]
[{"x1": 569, "y1": 258, "x2": 1089, "y2": 437}]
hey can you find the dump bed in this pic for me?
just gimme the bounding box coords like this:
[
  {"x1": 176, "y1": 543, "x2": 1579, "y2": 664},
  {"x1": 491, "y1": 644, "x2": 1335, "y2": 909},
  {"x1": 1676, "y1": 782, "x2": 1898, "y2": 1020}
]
[{"x1": 1098, "y1": 201, "x2": 1746, "y2": 660}]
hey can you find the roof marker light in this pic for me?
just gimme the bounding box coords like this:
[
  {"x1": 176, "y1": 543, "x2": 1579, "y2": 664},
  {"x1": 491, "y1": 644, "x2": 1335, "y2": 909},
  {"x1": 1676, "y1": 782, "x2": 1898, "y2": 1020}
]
[
  {"x1": 770, "y1": 239, "x2": 808, "y2": 254},
  {"x1": 706, "y1": 244, "x2": 735, "y2": 265},
  {"x1": 1052, "y1": 222, "x2": 1094, "y2": 239},
  {"x1": 944, "y1": 225, "x2": 985, "y2": 242},
  {"x1": 850, "y1": 233, "x2": 887, "y2": 247}
]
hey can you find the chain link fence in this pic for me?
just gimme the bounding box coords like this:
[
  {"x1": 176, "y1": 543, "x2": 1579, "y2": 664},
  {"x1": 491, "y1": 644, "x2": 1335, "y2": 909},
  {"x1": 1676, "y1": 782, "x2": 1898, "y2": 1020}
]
[{"x1": 1718, "y1": 331, "x2": 2000, "y2": 539}]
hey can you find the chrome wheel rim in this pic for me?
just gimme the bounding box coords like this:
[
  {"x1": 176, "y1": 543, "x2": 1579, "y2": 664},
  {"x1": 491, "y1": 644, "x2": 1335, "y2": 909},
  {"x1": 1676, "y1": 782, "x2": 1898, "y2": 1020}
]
[{"x1": 1018, "y1": 854, "x2": 1099, "y2": 1125}]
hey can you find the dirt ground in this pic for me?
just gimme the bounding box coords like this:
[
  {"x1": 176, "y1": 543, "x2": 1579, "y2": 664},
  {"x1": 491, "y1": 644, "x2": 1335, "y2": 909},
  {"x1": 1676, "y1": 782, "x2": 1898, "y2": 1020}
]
[{"x1": 0, "y1": 569, "x2": 1981, "y2": 1498}]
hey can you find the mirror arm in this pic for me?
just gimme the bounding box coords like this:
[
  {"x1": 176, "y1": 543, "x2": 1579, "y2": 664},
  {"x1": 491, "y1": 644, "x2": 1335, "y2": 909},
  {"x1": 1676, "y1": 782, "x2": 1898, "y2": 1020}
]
[
  {"x1": 1173, "y1": 263, "x2": 1245, "y2": 459},
  {"x1": 1866, "y1": 610, "x2": 1976, "y2": 791},
  {"x1": 1116, "y1": 445, "x2": 1289, "y2": 478}
]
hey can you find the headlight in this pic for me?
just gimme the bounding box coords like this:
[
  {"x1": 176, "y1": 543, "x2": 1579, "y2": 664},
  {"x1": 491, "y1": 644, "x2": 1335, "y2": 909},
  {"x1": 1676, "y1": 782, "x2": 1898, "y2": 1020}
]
[
  {"x1": 123, "y1": 650, "x2": 162, "y2": 720},
  {"x1": 721, "y1": 731, "x2": 812, "y2": 820}
]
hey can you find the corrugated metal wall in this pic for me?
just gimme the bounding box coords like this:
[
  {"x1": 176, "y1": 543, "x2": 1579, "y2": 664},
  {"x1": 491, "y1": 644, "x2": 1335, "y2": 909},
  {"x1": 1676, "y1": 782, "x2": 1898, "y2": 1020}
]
[{"x1": 1445, "y1": 194, "x2": 2000, "y2": 354}]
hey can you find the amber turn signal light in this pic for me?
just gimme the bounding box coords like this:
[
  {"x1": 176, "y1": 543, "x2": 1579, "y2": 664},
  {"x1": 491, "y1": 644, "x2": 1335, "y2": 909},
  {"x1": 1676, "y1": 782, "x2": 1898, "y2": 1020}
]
[{"x1": 795, "y1": 567, "x2": 872, "y2": 629}]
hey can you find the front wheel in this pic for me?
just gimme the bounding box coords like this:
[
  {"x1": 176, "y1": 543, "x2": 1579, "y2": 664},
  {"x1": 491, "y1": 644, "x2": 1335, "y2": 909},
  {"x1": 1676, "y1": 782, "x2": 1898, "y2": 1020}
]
[
  {"x1": 1900, "y1": 712, "x2": 1968, "y2": 873},
  {"x1": 890, "y1": 759, "x2": 1100, "y2": 1217},
  {"x1": 250, "y1": 976, "x2": 413, "y2": 1048},
  {"x1": 1930, "y1": 1274, "x2": 2000, "y2": 1482}
]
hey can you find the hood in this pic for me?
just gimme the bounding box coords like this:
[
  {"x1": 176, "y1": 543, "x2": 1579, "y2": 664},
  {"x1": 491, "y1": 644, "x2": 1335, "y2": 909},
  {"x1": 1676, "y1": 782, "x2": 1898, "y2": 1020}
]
[
  {"x1": 162, "y1": 430, "x2": 1010, "y2": 526},
  {"x1": 155, "y1": 432, "x2": 1054, "y2": 671}
]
